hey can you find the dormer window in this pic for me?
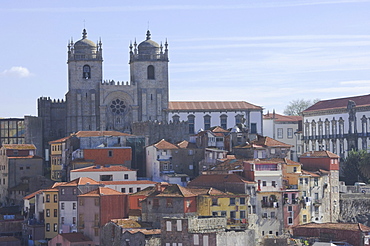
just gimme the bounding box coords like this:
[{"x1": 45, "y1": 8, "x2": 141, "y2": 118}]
[{"x1": 83, "y1": 65, "x2": 91, "y2": 79}]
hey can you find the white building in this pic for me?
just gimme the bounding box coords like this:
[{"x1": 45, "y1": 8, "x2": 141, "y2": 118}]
[
  {"x1": 70, "y1": 165, "x2": 137, "y2": 181},
  {"x1": 263, "y1": 112, "x2": 302, "y2": 161},
  {"x1": 302, "y1": 94, "x2": 370, "y2": 158},
  {"x1": 167, "y1": 101, "x2": 263, "y2": 134},
  {"x1": 100, "y1": 180, "x2": 156, "y2": 194}
]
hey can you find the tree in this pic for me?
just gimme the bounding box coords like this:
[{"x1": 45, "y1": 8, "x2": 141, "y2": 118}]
[
  {"x1": 342, "y1": 150, "x2": 370, "y2": 185},
  {"x1": 283, "y1": 98, "x2": 320, "y2": 116}
]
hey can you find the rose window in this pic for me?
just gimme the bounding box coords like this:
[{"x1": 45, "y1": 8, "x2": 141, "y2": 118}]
[{"x1": 110, "y1": 99, "x2": 126, "y2": 114}]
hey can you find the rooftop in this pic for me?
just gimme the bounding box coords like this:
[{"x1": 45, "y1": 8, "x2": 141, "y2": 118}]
[
  {"x1": 71, "y1": 165, "x2": 133, "y2": 172},
  {"x1": 2, "y1": 144, "x2": 36, "y2": 150},
  {"x1": 57, "y1": 232, "x2": 93, "y2": 243},
  {"x1": 60, "y1": 177, "x2": 100, "y2": 187},
  {"x1": 304, "y1": 94, "x2": 370, "y2": 113},
  {"x1": 79, "y1": 187, "x2": 124, "y2": 197},
  {"x1": 300, "y1": 150, "x2": 340, "y2": 158},
  {"x1": 263, "y1": 112, "x2": 302, "y2": 122},
  {"x1": 168, "y1": 101, "x2": 262, "y2": 111},
  {"x1": 151, "y1": 139, "x2": 178, "y2": 150},
  {"x1": 293, "y1": 222, "x2": 370, "y2": 232}
]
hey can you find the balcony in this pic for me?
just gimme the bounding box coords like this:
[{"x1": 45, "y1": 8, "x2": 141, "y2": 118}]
[{"x1": 261, "y1": 200, "x2": 279, "y2": 208}]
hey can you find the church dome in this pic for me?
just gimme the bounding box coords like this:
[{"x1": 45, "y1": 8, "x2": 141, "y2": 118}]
[
  {"x1": 73, "y1": 29, "x2": 96, "y2": 54},
  {"x1": 138, "y1": 30, "x2": 160, "y2": 55}
]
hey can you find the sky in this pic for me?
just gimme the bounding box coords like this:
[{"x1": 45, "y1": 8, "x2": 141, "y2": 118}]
[{"x1": 1, "y1": 0, "x2": 370, "y2": 117}]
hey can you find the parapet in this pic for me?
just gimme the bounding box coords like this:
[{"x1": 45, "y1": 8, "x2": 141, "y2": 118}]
[{"x1": 101, "y1": 80, "x2": 131, "y2": 86}]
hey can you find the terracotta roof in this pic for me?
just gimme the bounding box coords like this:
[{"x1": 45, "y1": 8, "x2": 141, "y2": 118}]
[
  {"x1": 74, "y1": 131, "x2": 133, "y2": 137},
  {"x1": 23, "y1": 189, "x2": 44, "y2": 200},
  {"x1": 51, "y1": 182, "x2": 66, "y2": 188},
  {"x1": 300, "y1": 150, "x2": 339, "y2": 158},
  {"x1": 300, "y1": 170, "x2": 322, "y2": 178},
  {"x1": 79, "y1": 187, "x2": 124, "y2": 197},
  {"x1": 100, "y1": 180, "x2": 156, "y2": 185},
  {"x1": 153, "y1": 184, "x2": 196, "y2": 198},
  {"x1": 71, "y1": 165, "x2": 133, "y2": 172},
  {"x1": 245, "y1": 158, "x2": 300, "y2": 165},
  {"x1": 210, "y1": 126, "x2": 230, "y2": 133},
  {"x1": 263, "y1": 113, "x2": 302, "y2": 122},
  {"x1": 49, "y1": 136, "x2": 71, "y2": 144},
  {"x1": 293, "y1": 222, "x2": 370, "y2": 232},
  {"x1": 2, "y1": 144, "x2": 36, "y2": 150},
  {"x1": 110, "y1": 218, "x2": 149, "y2": 228},
  {"x1": 58, "y1": 232, "x2": 93, "y2": 242},
  {"x1": 252, "y1": 135, "x2": 293, "y2": 148},
  {"x1": 8, "y1": 155, "x2": 42, "y2": 159},
  {"x1": 168, "y1": 101, "x2": 262, "y2": 111},
  {"x1": 130, "y1": 186, "x2": 157, "y2": 196},
  {"x1": 151, "y1": 139, "x2": 178, "y2": 150},
  {"x1": 208, "y1": 159, "x2": 246, "y2": 172},
  {"x1": 61, "y1": 177, "x2": 100, "y2": 186},
  {"x1": 176, "y1": 140, "x2": 197, "y2": 149},
  {"x1": 304, "y1": 94, "x2": 370, "y2": 113}
]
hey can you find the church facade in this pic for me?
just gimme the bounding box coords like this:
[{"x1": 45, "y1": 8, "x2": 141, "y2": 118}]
[{"x1": 37, "y1": 29, "x2": 263, "y2": 153}]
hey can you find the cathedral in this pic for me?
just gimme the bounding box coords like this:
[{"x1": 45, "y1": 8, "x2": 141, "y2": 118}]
[{"x1": 37, "y1": 28, "x2": 263, "y2": 150}]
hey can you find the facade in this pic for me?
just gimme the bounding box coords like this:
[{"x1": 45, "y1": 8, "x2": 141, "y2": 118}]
[
  {"x1": 70, "y1": 165, "x2": 137, "y2": 181},
  {"x1": 302, "y1": 94, "x2": 370, "y2": 158},
  {"x1": 77, "y1": 187, "x2": 128, "y2": 245},
  {"x1": 48, "y1": 232, "x2": 94, "y2": 246},
  {"x1": 263, "y1": 112, "x2": 302, "y2": 161},
  {"x1": 0, "y1": 144, "x2": 43, "y2": 206},
  {"x1": 0, "y1": 118, "x2": 25, "y2": 145},
  {"x1": 43, "y1": 187, "x2": 60, "y2": 240}
]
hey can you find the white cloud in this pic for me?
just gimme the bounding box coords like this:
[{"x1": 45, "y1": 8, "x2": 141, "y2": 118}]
[{"x1": 1, "y1": 66, "x2": 32, "y2": 78}]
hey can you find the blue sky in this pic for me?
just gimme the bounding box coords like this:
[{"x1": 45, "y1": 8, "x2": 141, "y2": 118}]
[{"x1": 1, "y1": 0, "x2": 370, "y2": 117}]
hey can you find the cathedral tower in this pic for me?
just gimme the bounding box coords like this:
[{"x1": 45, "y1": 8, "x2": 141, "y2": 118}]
[
  {"x1": 129, "y1": 30, "x2": 169, "y2": 122},
  {"x1": 66, "y1": 29, "x2": 103, "y2": 133}
]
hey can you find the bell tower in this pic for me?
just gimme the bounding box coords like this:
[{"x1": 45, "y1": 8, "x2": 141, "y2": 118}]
[
  {"x1": 66, "y1": 29, "x2": 103, "y2": 133},
  {"x1": 129, "y1": 30, "x2": 169, "y2": 122}
]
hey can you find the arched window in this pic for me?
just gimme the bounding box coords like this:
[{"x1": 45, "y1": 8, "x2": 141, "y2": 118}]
[
  {"x1": 83, "y1": 65, "x2": 91, "y2": 79},
  {"x1": 172, "y1": 115, "x2": 180, "y2": 123},
  {"x1": 204, "y1": 115, "x2": 211, "y2": 130},
  {"x1": 147, "y1": 65, "x2": 155, "y2": 80}
]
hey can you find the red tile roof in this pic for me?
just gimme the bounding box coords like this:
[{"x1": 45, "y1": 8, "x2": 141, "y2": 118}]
[
  {"x1": 263, "y1": 112, "x2": 302, "y2": 122},
  {"x1": 8, "y1": 155, "x2": 42, "y2": 159},
  {"x1": 23, "y1": 189, "x2": 44, "y2": 200},
  {"x1": 61, "y1": 177, "x2": 100, "y2": 186},
  {"x1": 74, "y1": 131, "x2": 133, "y2": 137},
  {"x1": 168, "y1": 101, "x2": 262, "y2": 111},
  {"x1": 152, "y1": 139, "x2": 178, "y2": 150},
  {"x1": 154, "y1": 184, "x2": 196, "y2": 198},
  {"x1": 304, "y1": 94, "x2": 370, "y2": 113},
  {"x1": 300, "y1": 170, "x2": 322, "y2": 178},
  {"x1": 71, "y1": 165, "x2": 133, "y2": 172},
  {"x1": 2, "y1": 144, "x2": 36, "y2": 150},
  {"x1": 79, "y1": 187, "x2": 124, "y2": 197},
  {"x1": 49, "y1": 136, "x2": 71, "y2": 144},
  {"x1": 300, "y1": 150, "x2": 339, "y2": 158},
  {"x1": 58, "y1": 232, "x2": 93, "y2": 242},
  {"x1": 252, "y1": 135, "x2": 293, "y2": 148},
  {"x1": 210, "y1": 126, "x2": 230, "y2": 133},
  {"x1": 176, "y1": 140, "x2": 197, "y2": 149},
  {"x1": 293, "y1": 222, "x2": 370, "y2": 232}
]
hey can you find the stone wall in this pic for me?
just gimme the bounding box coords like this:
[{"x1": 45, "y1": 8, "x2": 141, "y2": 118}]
[
  {"x1": 216, "y1": 230, "x2": 255, "y2": 246},
  {"x1": 339, "y1": 193, "x2": 370, "y2": 226}
]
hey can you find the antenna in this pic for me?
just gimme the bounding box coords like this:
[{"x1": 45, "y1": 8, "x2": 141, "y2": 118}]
[
  {"x1": 83, "y1": 19, "x2": 86, "y2": 29},
  {"x1": 147, "y1": 21, "x2": 150, "y2": 30}
]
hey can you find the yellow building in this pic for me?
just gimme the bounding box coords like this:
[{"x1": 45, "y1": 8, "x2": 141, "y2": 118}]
[
  {"x1": 43, "y1": 186, "x2": 60, "y2": 239},
  {"x1": 49, "y1": 138, "x2": 65, "y2": 181},
  {"x1": 194, "y1": 188, "x2": 248, "y2": 229},
  {"x1": 282, "y1": 159, "x2": 302, "y2": 189}
]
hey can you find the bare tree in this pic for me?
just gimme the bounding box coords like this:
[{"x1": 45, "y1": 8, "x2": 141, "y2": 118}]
[{"x1": 283, "y1": 98, "x2": 320, "y2": 116}]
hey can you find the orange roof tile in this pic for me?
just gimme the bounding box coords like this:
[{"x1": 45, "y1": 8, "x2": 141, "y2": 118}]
[
  {"x1": 300, "y1": 150, "x2": 339, "y2": 158},
  {"x1": 263, "y1": 113, "x2": 302, "y2": 122},
  {"x1": 23, "y1": 189, "x2": 44, "y2": 200},
  {"x1": 49, "y1": 136, "x2": 71, "y2": 144},
  {"x1": 210, "y1": 126, "x2": 230, "y2": 133},
  {"x1": 176, "y1": 140, "x2": 197, "y2": 149},
  {"x1": 252, "y1": 135, "x2": 293, "y2": 148},
  {"x1": 126, "y1": 229, "x2": 161, "y2": 235},
  {"x1": 58, "y1": 232, "x2": 93, "y2": 243},
  {"x1": 61, "y1": 177, "x2": 100, "y2": 186},
  {"x1": 2, "y1": 144, "x2": 36, "y2": 150},
  {"x1": 8, "y1": 155, "x2": 42, "y2": 159},
  {"x1": 168, "y1": 101, "x2": 262, "y2": 111},
  {"x1": 79, "y1": 187, "x2": 124, "y2": 197},
  {"x1": 304, "y1": 94, "x2": 370, "y2": 113},
  {"x1": 154, "y1": 184, "x2": 196, "y2": 198},
  {"x1": 152, "y1": 139, "x2": 178, "y2": 150},
  {"x1": 71, "y1": 165, "x2": 133, "y2": 172},
  {"x1": 293, "y1": 222, "x2": 370, "y2": 232}
]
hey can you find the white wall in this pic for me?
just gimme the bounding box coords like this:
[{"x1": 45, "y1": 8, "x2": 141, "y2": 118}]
[{"x1": 70, "y1": 169, "x2": 137, "y2": 181}]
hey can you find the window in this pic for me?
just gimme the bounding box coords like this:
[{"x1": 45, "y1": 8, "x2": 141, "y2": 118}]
[
  {"x1": 277, "y1": 128, "x2": 283, "y2": 139},
  {"x1": 46, "y1": 209, "x2": 50, "y2": 217},
  {"x1": 240, "y1": 210, "x2": 246, "y2": 219},
  {"x1": 73, "y1": 217, "x2": 76, "y2": 224},
  {"x1": 147, "y1": 65, "x2": 155, "y2": 79},
  {"x1": 61, "y1": 189, "x2": 65, "y2": 195},
  {"x1": 188, "y1": 115, "x2": 195, "y2": 134},
  {"x1": 212, "y1": 211, "x2": 218, "y2": 216},
  {"x1": 83, "y1": 65, "x2": 91, "y2": 79},
  {"x1": 230, "y1": 198, "x2": 236, "y2": 205},
  {"x1": 221, "y1": 211, "x2": 226, "y2": 217},
  {"x1": 203, "y1": 235, "x2": 209, "y2": 246},
  {"x1": 73, "y1": 203, "x2": 76, "y2": 210},
  {"x1": 235, "y1": 114, "x2": 244, "y2": 125},
  {"x1": 100, "y1": 175, "x2": 113, "y2": 181},
  {"x1": 194, "y1": 234, "x2": 199, "y2": 245},
  {"x1": 73, "y1": 188, "x2": 77, "y2": 195},
  {"x1": 61, "y1": 217, "x2": 65, "y2": 224},
  {"x1": 240, "y1": 197, "x2": 245, "y2": 205},
  {"x1": 251, "y1": 123, "x2": 257, "y2": 134},
  {"x1": 213, "y1": 198, "x2": 219, "y2": 206},
  {"x1": 79, "y1": 198, "x2": 84, "y2": 206},
  {"x1": 272, "y1": 181, "x2": 276, "y2": 187},
  {"x1": 54, "y1": 223, "x2": 58, "y2": 232},
  {"x1": 293, "y1": 167, "x2": 297, "y2": 173},
  {"x1": 230, "y1": 211, "x2": 236, "y2": 218},
  {"x1": 288, "y1": 206, "x2": 292, "y2": 212},
  {"x1": 220, "y1": 115, "x2": 227, "y2": 129},
  {"x1": 137, "y1": 187, "x2": 141, "y2": 192},
  {"x1": 166, "y1": 198, "x2": 173, "y2": 208},
  {"x1": 46, "y1": 223, "x2": 50, "y2": 232},
  {"x1": 271, "y1": 211, "x2": 275, "y2": 218},
  {"x1": 303, "y1": 215, "x2": 307, "y2": 223},
  {"x1": 288, "y1": 217, "x2": 293, "y2": 225},
  {"x1": 262, "y1": 181, "x2": 267, "y2": 187},
  {"x1": 61, "y1": 203, "x2": 65, "y2": 210},
  {"x1": 108, "y1": 150, "x2": 113, "y2": 157},
  {"x1": 129, "y1": 188, "x2": 133, "y2": 193},
  {"x1": 54, "y1": 209, "x2": 57, "y2": 217},
  {"x1": 46, "y1": 194, "x2": 50, "y2": 202},
  {"x1": 204, "y1": 115, "x2": 211, "y2": 130},
  {"x1": 166, "y1": 221, "x2": 172, "y2": 231},
  {"x1": 177, "y1": 220, "x2": 182, "y2": 231},
  {"x1": 314, "y1": 178, "x2": 318, "y2": 186},
  {"x1": 54, "y1": 194, "x2": 57, "y2": 203},
  {"x1": 121, "y1": 188, "x2": 126, "y2": 193},
  {"x1": 287, "y1": 128, "x2": 293, "y2": 138}
]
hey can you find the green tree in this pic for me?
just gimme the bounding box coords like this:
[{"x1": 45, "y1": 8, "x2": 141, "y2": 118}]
[
  {"x1": 283, "y1": 98, "x2": 320, "y2": 116},
  {"x1": 343, "y1": 150, "x2": 370, "y2": 185}
]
